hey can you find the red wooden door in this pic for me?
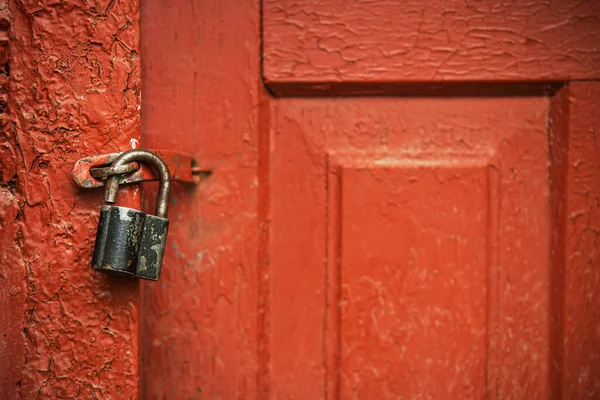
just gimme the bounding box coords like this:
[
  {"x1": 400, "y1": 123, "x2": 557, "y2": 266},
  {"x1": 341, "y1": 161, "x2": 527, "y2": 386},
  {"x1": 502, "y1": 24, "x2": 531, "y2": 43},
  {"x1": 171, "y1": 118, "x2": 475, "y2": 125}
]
[
  {"x1": 141, "y1": 0, "x2": 600, "y2": 398},
  {"x1": 2, "y1": 0, "x2": 600, "y2": 399}
]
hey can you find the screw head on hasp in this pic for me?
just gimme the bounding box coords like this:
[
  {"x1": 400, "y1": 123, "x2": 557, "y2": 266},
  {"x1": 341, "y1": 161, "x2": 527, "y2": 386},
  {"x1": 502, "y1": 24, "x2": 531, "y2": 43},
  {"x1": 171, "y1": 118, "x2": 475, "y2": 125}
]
[{"x1": 104, "y1": 149, "x2": 172, "y2": 218}]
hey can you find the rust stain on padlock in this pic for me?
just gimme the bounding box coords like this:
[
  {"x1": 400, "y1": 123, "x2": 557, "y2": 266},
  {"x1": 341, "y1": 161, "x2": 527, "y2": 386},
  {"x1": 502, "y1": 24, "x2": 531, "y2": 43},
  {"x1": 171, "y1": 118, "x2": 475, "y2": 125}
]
[{"x1": 71, "y1": 150, "x2": 211, "y2": 188}]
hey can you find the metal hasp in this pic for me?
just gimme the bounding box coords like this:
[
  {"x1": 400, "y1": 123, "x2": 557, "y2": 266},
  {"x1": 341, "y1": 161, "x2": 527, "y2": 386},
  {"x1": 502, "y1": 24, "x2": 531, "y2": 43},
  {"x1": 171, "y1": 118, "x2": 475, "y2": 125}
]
[
  {"x1": 91, "y1": 149, "x2": 172, "y2": 281},
  {"x1": 71, "y1": 149, "x2": 210, "y2": 188}
]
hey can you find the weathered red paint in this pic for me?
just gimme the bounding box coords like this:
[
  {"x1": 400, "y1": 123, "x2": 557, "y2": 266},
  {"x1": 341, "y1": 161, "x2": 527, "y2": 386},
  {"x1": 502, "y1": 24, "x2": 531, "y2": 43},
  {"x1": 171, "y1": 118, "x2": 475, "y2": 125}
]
[
  {"x1": 268, "y1": 97, "x2": 552, "y2": 398},
  {"x1": 263, "y1": 0, "x2": 600, "y2": 86},
  {"x1": 136, "y1": 0, "x2": 600, "y2": 398},
  {"x1": 549, "y1": 82, "x2": 600, "y2": 399},
  {"x1": 2, "y1": 0, "x2": 600, "y2": 399},
  {"x1": 140, "y1": 0, "x2": 263, "y2": 398},
  {"x1": 0, "y1": 0, "x2": 141, "y2": 397}
]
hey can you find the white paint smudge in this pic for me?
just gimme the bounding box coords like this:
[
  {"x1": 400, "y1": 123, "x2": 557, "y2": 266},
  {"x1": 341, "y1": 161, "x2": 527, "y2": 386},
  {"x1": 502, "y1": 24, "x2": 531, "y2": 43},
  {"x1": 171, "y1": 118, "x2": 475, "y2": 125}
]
[
  {"x1": 118, "y1": 207, "x2": 133, "y2": 221},
  {"x1": 138, "y1": 255, "x2": 147, "y2": 272}
]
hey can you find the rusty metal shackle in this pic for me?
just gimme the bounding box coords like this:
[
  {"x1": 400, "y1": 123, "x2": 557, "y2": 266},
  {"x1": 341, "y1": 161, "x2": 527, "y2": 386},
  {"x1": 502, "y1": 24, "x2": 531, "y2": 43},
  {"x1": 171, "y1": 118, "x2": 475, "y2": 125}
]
[{"x1": 104, "y1": 149, "x2": 172, "y2": 218}]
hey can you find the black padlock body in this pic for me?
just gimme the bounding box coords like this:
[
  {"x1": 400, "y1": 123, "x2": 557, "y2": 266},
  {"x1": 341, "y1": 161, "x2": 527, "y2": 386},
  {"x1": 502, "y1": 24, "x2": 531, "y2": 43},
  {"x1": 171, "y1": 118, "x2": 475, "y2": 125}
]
[
  {"x1": 135, "y1": 215, "x2": 169, "y2": 281},
  {"x1": 92, "y1": 205, "x2": 146, "y2": 278}
]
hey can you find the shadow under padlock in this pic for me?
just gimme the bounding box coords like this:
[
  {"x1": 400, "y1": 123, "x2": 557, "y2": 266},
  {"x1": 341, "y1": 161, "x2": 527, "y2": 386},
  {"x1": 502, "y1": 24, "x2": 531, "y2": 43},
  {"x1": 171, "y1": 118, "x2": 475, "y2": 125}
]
[{"x1": 91, "y1": 150, "x2": 171, "y2": 281}]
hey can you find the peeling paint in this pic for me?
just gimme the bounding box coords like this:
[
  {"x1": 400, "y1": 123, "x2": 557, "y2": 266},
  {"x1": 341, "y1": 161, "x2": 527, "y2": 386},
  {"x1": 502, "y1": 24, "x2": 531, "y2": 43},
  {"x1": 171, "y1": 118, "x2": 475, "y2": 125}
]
[
  {"x1": 263, "y1": 0, "x2": 600, "y2": 86},
  {"x1": 0, "y1": 0, "x2": 141, "y2": 397}
]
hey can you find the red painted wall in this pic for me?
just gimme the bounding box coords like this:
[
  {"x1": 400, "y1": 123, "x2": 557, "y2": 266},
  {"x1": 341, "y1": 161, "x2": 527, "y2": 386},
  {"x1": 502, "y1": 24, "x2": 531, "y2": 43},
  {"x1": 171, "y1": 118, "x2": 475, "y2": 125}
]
[{"x1": 0, "y1": 0, "x2": 141, "y2": 397}]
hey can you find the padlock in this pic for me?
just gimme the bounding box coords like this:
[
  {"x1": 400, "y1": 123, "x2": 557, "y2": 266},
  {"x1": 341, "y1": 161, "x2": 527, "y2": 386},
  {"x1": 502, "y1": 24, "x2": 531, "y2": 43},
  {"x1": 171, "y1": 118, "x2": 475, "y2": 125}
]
[{"x1": 91, "y1": 149, "x2": 171, "y2": 281}]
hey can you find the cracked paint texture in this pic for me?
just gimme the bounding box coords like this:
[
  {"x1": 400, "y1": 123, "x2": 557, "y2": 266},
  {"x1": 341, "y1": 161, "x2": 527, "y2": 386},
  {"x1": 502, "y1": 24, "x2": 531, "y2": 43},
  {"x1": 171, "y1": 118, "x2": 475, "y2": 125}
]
[
  {"x1": 263, "y1": 0, "x2": 600, "y2": 85},
  {"x1": 137, "y1": 0, "x2": 600, "y2": 397},
  {"x1": 2, "y1": 0, "x2": 599, "y2": 398},
  {"x1": 0, "y1": 0, "x2": 141, "y2": 397}
]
